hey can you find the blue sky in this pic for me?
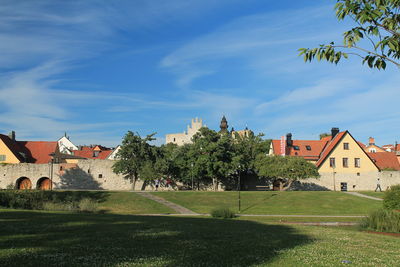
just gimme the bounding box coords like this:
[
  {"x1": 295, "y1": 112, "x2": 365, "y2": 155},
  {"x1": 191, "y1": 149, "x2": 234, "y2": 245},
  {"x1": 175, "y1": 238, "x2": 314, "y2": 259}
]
[{"x1": 0, "y1": 0, "x2": 399, "y2": 147}]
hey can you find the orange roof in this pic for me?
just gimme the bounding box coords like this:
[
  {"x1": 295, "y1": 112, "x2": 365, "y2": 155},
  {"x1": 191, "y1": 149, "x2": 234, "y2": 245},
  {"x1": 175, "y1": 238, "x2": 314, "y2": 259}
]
[
  {"x1": 367, "y1": 152, "x2": 400, "y2": 171},
  {"x1": 316, "y1": 131, "x2": 347, "y2": 167},
  {"x1": 72, "y1": 149, "x2": 112, "y2": 160},
  {"x1": 17, "y1": 141, "x2": 58, "y2": 164},
  {"x1": 271, "y1": 139, "x2": 329, "y2": 160}
]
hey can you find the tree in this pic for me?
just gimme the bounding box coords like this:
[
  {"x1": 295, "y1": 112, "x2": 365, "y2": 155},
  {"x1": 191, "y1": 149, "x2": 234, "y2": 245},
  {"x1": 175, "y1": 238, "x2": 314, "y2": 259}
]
[
  {"x1": 299, "y1": 0, "x2": 400, "y2": 69},
  {"x1": 112, "y1": 131, "x2": 156, "y2": 189},
  {"x1": 319, "y1": 133, "x2": 331, "y2": 140},
  {"x1": 255, "y1": 155, "x2": 319, "y2": 190}
]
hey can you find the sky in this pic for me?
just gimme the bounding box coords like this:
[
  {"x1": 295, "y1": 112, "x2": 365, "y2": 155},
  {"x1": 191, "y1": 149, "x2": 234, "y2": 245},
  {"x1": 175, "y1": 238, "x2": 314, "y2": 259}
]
[{"x1": 0, "y1": 0, "x2": 399, "y2": 147}]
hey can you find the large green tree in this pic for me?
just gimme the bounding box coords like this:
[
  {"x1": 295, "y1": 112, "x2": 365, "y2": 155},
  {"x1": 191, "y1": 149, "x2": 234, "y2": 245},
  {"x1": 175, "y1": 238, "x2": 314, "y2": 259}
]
[
  {"x1": 112, "y1": 131, "x2": 156, "y2": 189},
  {"x1": 299, "y1": 0, "x2": 400, "y2": 69},
  {"x1": 255, "y1": 155, "x2": 319, "y2": 190}
]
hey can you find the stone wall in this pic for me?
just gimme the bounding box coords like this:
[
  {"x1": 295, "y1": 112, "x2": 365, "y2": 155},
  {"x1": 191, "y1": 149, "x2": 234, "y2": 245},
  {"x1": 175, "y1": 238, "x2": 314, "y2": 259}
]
[
  {"x1": 305, "y1": 171, "x2": 400, "y2": 191},
  {"x1": 0, "y1": 160, "x2": 168, "y2": 191}
]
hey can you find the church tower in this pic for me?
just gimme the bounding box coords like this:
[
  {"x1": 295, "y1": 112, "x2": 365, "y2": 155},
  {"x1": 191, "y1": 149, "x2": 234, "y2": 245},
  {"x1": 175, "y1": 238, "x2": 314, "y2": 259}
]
[{"x1": 219, "y1": 115, "x2": 228, "y2": 134}]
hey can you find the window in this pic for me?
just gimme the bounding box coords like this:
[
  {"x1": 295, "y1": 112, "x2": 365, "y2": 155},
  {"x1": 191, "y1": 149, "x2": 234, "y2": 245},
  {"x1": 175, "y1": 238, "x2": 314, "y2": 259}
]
[
  {"x1": 93, "y1": 151, "x2": 100, "y2": 157},
  {"x1": 306, "y1": 145, "x2": 311, "y2": 151},
  {"x1": 98, "y1": 174, "x2": 103, "y2": 178},
  {"x1": 343, "y1": 143, "x2": 349, "y2": 150},
  {"x1": 60, "y1": 166, "x2": 63, "y2": 171},
  {"x1": 329, "y1": 157, "x2": 336, "y2": 168},
  {"x1": 369, "y1": 148, "x2": 376, "y2": 153},
  {"x1": 293, "y1": 146, "x2": 300, "y2": 150},
  {"x1": 354, "y1": 158, "x2": 361, "y2": 168},
  {"x1": 357, "y1": 172, "x2": 360, "y2": 176},
  {"x1": 343, "y1": 158, "x2": 348, "y2": 168},
  {"x1": 0, "y1": 155, "x2": 6, "y2": 161}
]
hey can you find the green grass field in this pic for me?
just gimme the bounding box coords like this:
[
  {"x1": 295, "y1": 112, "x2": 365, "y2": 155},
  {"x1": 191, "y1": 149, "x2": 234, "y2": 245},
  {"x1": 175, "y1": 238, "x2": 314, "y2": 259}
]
[
  {"x1": 1, "y1": 209, "x2": 399, "y2": 266},
  {"x1": 97, "y1": 191, "x2": 174, "y2": 214},
  {"x1": 152, "y1": 191, "x2": 383, "y2": 215}
]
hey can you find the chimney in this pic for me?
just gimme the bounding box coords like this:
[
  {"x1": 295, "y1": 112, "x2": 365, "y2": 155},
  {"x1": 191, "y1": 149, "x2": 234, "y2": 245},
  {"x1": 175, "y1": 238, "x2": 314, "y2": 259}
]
[
  {"x1": 8, "y1": 131, "x2": 15, "y2": 141},
  {"x1": 331, "y1": 128, "x2": 339, "y2": 139},
  {"x1": 368, "y1": 137, "x2": 375, "y2": 145},
  {"x1": 286, "y1": 133, "x2": 293, "y2": 147}
]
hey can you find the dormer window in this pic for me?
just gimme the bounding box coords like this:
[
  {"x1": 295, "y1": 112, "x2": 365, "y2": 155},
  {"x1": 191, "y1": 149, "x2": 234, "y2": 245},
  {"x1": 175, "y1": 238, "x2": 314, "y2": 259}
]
[
  {"x1": 93, "y1": 151, "x2": 100, "y2": 157},
  {"x1": 306, "y1": 145, "x2": 311, "y2": 151},
  {"x1": 293, "y1": 146, "x2": 300, "y2": 150}
]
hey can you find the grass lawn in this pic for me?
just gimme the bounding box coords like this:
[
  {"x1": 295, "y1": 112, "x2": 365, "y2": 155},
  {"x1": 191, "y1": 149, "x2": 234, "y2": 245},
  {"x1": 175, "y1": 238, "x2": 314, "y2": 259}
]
[
  {"x1": 1, "y1": 209, "x2": 399, "y2": 266},
  {"x1": 152, "y1": 191, "x2": 383, "y2": 215},
  {"x1": 97, "y1": 191, "x2": 174, "y2": 214},
  {"x1": 357, "y1": 191, "x2": 385, "y2": 199}
]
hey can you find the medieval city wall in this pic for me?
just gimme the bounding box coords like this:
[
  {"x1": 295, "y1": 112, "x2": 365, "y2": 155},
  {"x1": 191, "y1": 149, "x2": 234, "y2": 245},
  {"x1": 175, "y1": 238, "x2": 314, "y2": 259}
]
[
  {"x1": 0, "y1": 160, "x2": 167, "y2": 191},
  {"x1": 305, "y1": 171, "x2": 400, "y2": 191}
]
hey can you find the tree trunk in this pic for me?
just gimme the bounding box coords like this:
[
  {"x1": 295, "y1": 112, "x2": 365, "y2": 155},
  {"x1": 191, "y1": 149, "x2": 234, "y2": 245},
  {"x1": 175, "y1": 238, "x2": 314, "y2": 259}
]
[
  {"x1": 132, "y1": 174, "x2": 138, "y2": 191},
  {"x1": 282, "y1": 179, "x2": 294, "y2": 191}
]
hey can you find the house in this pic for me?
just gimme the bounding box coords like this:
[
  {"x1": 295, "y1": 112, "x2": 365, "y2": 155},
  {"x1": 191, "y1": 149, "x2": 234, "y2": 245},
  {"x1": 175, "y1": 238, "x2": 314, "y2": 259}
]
[
  {"x1": 270, "y1": 128, "x2": 400, "y2": 191},
  {"x1": 72, "y1": 145, "x2": 113, "y2": 160},
  {"x1": 0, "y1": 131, "x2": 59, "y2": 164},
  {"x1": 363, "y1": 137, "x2": 386, "y2": 153},
  {"x1": 106, "y1": 145, "x2": 121, "y2": 160},
  {"x1": 58, "y1": 133, "x2": 78, "y2": 154}
]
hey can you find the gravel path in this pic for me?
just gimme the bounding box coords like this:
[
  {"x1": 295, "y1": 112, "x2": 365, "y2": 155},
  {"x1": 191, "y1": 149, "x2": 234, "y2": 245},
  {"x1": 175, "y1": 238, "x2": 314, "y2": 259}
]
[
  {"x1": 136, "y1": 192, "x2": 198, "y2": 215},
  {"x1": 345, "y1": 192, "x2": 383, "y2": 201}
]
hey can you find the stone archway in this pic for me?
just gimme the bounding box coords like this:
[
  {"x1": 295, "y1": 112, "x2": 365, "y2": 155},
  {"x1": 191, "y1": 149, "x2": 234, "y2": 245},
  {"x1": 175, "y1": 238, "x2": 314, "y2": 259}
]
[
  {"x1": 16, "y1": 177, "x2": 32, "y2": 190},
  {"x1": 37, "y1": 177, "x2": 51, "y2": 190}
]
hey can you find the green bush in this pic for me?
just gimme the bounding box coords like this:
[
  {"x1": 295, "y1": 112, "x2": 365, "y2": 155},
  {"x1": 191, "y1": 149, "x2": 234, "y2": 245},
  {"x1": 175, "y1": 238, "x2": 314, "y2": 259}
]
[
  {"x1": 0, "y1": 190, "x2": 102, "y2": 212},
  {"x1": 360, "y1": 209, "x2": 400, "y2": 233},
  {"x1": 78, "y1": 198, "x2": 98, "y2": 213},
  {"x1": 210, "y1": 207, "x2": 236, "y2": 219},
  {"x1": 383, "y1": 185, "x2": 400, "y2": 210},
  {"x1": 42, "y1": 202, "x2": 77, "y2": 212}
]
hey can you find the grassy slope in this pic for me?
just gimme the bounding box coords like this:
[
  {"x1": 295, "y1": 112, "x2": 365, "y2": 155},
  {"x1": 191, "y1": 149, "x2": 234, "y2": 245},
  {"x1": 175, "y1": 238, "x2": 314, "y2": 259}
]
[
  {"x1": 97, "y1": 191, "x2": 174, "y2": 214},
  {"x1": 1, "y1": 210, "x2": 399, "y2": 266},
  {"x1": 153, "y1": 191, "x2": 383, "y2": 215}
]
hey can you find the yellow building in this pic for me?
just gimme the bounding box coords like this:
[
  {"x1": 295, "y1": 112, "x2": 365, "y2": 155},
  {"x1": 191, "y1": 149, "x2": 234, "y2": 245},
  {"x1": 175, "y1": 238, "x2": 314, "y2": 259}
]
[{"x1": 0, "y1": 133, "x2": 23, "y2": 164}]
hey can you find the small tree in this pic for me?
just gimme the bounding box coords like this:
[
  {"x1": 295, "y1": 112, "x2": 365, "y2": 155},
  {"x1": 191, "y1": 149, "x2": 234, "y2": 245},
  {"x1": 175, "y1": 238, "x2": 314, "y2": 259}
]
[
  {"x1": 112, "y1": 131, "x2": 156, "y2": 189},
  {"x1": 299, "y1": 0, "x2": 400, "y2": 69},
  {"x1": 255, "y1": 155, "x2": 319, "y2": 190}
]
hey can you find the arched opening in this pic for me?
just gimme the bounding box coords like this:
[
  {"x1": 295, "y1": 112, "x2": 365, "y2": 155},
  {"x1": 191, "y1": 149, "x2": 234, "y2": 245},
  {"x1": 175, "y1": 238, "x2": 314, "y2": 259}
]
[
  {"x1": 37, "y1": 177, "x2": 51, "y2": 190},
  {"x1": 16, "y1": 177, "x2": 32, "y2": 190}
]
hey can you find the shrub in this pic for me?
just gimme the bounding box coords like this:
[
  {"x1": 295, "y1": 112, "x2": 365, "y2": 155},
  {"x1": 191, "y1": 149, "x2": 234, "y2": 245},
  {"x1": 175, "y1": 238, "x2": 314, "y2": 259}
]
[
  {"x1": 360, "y1": 209, "x2": 400, "y2": 233},
  {"x1": 42, "y1": 202, "x2": 77, "y2": 212},
  {"x1": 383, "y1": 185, "x2": 400, "y2": 210},
  {"x1": 78, "y1": 198, "x2": 98, "y2": 213},
  {"x1": 210, "y1": 207, "x2": 236, "y2": 219}
]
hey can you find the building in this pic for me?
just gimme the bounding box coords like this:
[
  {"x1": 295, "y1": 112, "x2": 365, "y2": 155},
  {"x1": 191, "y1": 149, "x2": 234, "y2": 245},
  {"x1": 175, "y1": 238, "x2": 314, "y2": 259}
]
[
  {"x1": 363, "y1": 137, "x2": 386, "y2": 153},
  {"x1": 72, "y1": 145, "x2": 113, "y2": 160},
  {"x1": 58, "y1": 133, "x2": 78, "y2": 154},
  {"x1": 166, "y1": 118, "x2": 204, "y2": 145},
  {"x1": 270, "y1": 128, "x2": 400, "y2": 191}
]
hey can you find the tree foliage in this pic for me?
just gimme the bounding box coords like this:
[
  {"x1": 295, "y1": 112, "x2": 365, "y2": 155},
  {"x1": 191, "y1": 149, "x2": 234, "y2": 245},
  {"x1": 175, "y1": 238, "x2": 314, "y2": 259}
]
[
  {"x1": 254, "y1": 155, "x2": 319, "y2": 190},
  {"x1": 112, "y1": 131, "x2": 156, "y2": 189},
  {"x1": 299, "y1": 0, "x2": 400, "y2": 69}
]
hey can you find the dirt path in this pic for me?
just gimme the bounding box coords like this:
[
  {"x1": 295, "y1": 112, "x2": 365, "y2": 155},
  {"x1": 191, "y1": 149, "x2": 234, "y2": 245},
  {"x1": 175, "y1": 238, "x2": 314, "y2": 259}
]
[
  {"x1": 136, "y1": 192, "x2": 198, "y2": 215},
  {"x1": 345, "y1": 192, "x2": 383, "y2": 201}
]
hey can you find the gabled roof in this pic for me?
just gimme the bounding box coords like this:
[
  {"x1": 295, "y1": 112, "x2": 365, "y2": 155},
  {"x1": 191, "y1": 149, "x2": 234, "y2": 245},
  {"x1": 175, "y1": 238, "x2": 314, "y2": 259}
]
[
  {"x1": 316, "y1": 131, "x2": 347, "y2": 167},
  {"x1": 17, "y1": 141, "x2": 58, "y2": 164},
  {"x1": 0, "y1": 134, "x2": 27, "y2": 162},
  {"x1": 271, "y1": 139, "x2": 329, "y2": 160},
  {"x1": 367, "y1": 152, "x2": 400, "y2": 171}
]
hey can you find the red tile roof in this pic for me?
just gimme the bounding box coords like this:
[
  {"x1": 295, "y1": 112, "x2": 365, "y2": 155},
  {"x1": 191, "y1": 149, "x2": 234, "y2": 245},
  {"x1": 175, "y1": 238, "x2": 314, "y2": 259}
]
[
  {"x1": 271, "y1": 139, "x2": 329, "y2": 160},
  {"x1": 367, "y1": 152, "x2": 400, "y2": 171},
  {"x1": 72, "y1": 149, "x2": 112, "y2": 160},
  {"x1": 17, "y1": 141, "x2": 58, "y2": 164}
]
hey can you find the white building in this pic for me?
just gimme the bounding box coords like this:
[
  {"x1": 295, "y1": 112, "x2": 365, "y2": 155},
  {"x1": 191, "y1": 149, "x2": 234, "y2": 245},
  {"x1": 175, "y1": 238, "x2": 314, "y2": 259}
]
[
  {"x1": 166, "y1": 118, "x2": 204, "y2": 145},
  {"x1": 58, "y1": 133, "x2": 78, "y2": 154}
]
